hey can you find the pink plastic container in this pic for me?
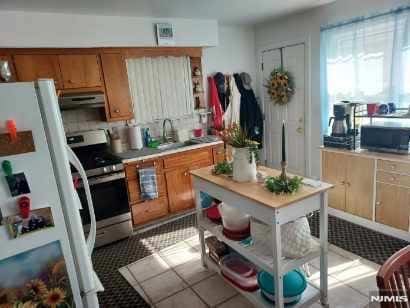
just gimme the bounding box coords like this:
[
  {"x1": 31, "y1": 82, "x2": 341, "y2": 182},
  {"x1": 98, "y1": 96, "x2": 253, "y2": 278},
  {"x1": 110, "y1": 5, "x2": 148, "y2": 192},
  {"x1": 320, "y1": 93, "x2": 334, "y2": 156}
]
[{"x1": 220, "y1": 254, "x2": 259, "y2": 292}]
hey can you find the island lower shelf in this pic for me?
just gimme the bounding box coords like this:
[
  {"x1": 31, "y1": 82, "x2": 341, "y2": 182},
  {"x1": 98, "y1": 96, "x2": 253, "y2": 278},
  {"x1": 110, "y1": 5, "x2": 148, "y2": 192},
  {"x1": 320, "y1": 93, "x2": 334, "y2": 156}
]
[
  {"x1": 204, "y1": 254, "x2": 320, "y2": 308},
  {"x1": 198, "y1": 216, "x2": 321, "y2": 275}
]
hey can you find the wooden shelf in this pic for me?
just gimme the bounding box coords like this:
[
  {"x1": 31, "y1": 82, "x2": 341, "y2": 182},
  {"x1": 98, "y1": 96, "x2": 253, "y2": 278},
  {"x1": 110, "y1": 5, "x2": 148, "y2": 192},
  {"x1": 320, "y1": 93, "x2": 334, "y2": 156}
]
[
  {"x1": 199, "y1": 217, "x2": 320, "y2": 275},
  {"x1": 204, "y1": 255, "x2": 320, "y2": 308}
]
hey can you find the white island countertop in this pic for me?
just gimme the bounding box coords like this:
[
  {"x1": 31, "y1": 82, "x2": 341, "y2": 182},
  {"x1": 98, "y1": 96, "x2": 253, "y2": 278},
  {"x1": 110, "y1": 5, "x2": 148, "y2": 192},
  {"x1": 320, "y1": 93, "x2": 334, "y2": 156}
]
[{"x1": 117, "y1": 140, "x2": 223, "y2": 164}]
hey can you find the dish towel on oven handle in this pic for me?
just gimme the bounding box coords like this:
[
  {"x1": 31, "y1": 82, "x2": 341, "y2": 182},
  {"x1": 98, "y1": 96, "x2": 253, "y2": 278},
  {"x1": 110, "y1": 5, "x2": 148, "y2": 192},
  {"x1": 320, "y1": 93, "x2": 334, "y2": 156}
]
[{"x1": 139, "y1": 167, "x2": 158, "y2": 200}]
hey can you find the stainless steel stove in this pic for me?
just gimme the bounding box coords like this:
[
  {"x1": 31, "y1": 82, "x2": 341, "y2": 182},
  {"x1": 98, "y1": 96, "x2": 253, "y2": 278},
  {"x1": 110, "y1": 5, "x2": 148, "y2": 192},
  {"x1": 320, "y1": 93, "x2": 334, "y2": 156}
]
[{"x1": 67, "y1": 130, "x2": 132, "y2": 247}]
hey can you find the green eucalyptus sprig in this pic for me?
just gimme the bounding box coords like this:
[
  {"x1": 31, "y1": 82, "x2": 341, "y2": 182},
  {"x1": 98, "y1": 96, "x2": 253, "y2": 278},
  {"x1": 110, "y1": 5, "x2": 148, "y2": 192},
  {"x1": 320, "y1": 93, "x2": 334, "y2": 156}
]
[
  {"x1": 265, "y1": 175, "x2": 303, "y2": 195},
  {"x1": 213, "y1": 161, "x2": 233, "y2": 175}
]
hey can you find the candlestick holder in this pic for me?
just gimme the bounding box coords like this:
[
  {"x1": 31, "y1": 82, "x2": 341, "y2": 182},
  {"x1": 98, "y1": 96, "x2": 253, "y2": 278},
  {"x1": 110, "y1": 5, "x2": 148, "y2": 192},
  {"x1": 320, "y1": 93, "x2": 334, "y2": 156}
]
[
  {"x1": 280, "y1": 160, "x2": 288, "y2": 180},
  {"x1": 265, "y1": 160, "x2": 303, "y2": 195}
]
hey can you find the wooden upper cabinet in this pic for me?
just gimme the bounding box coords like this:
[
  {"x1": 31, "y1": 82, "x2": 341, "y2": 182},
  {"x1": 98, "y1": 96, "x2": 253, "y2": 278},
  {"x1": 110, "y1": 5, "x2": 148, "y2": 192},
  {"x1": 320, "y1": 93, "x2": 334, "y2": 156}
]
[
  {"x1": 345, "y1": 155, "x2": 374, "y2": 220},
  {"x1": 321, "y1": 151, "x2": 347, "y2": 212},
  {"x1": 100, "y1": 53, "x2": 133, "y2": 121},
  {"x1": 0, "y1": 55, "x2": 16, "y2": 82},
  {"x1": 58, "y1": 54, "x2": 102, "y2": 89},
  {"x1": 13, "y1": 54, "x2": 62, "y2": 88}
]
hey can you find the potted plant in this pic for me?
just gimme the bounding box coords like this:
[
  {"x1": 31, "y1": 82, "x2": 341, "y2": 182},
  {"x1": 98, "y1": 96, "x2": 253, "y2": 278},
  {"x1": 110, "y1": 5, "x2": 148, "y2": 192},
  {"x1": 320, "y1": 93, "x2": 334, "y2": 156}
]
[{"x1": 220, "y1": 124, "x2": 259, "y2": 182}]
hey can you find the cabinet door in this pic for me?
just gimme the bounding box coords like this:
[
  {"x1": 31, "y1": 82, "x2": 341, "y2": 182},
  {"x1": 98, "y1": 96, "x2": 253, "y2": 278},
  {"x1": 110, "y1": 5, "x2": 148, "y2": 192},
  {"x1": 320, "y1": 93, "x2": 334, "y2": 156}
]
[
  {"x1": 345, "y1": 156, "x2": 374, "y2": 220},
  {"x1": 0, "y1": 55, "x2": 16, "y2": 82},
  {"x1": 100, "y1": 53, "x2": 133, "y2": 120},
  {"x1": 14, "y1": 54, "x2": 62, "y2": 88},
  {"x1": 321, "y1": 151, "x2": 346, "y2": 211},
  {"x1": 58, "y1": 54, "x2": 102, "y2": 89},
  {"x1": 376, "y1": 182, "x2": 410, "y2": 231},
  {"x1": 165, "y1": 168, "x2": 194, "y2": 213},
  {"x1": 131, "y1": 197, "x2": 169, "y2": 225}
]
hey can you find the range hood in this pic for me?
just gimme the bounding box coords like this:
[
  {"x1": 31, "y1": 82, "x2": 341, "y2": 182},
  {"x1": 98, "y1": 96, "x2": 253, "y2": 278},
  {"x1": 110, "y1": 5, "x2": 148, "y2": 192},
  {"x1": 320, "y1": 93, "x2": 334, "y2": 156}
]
[{"x1": 59, "y1": 92, "x2": 105, "y2": 110}]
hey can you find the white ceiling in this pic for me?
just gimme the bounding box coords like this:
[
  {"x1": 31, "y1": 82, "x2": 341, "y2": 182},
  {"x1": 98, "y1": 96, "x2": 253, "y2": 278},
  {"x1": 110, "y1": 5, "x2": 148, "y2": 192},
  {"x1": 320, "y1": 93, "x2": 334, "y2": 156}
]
[{"x1": 0, "y1": 0, "x2": 334, "y2": 25}]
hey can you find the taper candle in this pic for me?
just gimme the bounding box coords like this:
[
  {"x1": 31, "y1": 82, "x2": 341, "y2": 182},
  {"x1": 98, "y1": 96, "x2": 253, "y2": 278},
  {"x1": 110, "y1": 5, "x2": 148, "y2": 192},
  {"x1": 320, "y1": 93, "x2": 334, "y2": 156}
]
[{"x1": 282, "y1": 121, "x2": 286, "y2": 162}]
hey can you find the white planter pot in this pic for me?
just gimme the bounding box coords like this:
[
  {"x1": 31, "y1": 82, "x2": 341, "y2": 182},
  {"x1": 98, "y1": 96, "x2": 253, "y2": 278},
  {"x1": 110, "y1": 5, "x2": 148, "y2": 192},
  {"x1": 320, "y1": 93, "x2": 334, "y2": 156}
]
[{"x1": 232, "y1": 147, "x2": 257, "y2": 182}]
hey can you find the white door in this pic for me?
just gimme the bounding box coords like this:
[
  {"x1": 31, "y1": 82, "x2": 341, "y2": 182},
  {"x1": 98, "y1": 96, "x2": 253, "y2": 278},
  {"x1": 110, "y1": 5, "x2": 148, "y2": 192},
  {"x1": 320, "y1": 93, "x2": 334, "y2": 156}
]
[{"x1": 262, "y1": 43, "x2": 306, "y2": 175}]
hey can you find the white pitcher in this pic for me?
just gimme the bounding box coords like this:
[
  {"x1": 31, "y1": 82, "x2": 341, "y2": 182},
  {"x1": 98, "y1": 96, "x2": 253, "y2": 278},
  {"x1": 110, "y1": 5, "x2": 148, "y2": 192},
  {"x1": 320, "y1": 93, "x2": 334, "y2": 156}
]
[{"x1": 232, "y1": 147, "x2": 257, "y2": 182}]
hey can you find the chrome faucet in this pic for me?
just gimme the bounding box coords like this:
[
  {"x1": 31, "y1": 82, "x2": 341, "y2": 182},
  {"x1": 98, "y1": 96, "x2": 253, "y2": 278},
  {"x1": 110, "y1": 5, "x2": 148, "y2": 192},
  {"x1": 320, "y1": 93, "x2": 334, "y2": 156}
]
[{"x1": 162, "y1": 118, "x2": 174, "y2": 143}]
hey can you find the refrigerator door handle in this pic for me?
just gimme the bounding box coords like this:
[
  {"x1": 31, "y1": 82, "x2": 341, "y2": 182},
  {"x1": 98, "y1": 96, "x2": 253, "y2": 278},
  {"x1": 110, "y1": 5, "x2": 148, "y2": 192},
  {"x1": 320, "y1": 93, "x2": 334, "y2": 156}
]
[{"x1": 66, "y1": 145, "x2": 96, "y2": 255}]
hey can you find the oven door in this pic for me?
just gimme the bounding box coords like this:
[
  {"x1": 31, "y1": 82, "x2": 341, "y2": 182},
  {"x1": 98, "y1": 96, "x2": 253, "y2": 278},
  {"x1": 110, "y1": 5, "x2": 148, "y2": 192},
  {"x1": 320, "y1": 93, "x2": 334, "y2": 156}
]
[{"x1": 76, "y1": 172, "x2": 130, "y2": 228}]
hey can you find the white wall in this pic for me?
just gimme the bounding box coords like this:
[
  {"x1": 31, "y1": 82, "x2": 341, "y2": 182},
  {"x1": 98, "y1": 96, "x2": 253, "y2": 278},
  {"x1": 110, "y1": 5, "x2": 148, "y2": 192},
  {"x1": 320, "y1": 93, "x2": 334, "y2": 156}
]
[
  {"x1": 0, "y1": 10, "x2": 218, "y2": 47},
  {"x1": 254, "y1": 0, "x2": 409, "y2": 177},
  {"x1": 203, "y1": 25, "x2": 256, "y2": 85}
]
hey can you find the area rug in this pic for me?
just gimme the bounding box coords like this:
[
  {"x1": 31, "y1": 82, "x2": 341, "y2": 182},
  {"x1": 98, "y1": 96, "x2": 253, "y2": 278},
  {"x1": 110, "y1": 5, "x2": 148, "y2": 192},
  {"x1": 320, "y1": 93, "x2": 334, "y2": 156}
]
[{"x1": 94, "y1": 212, "x2": 408, "y2": 307}]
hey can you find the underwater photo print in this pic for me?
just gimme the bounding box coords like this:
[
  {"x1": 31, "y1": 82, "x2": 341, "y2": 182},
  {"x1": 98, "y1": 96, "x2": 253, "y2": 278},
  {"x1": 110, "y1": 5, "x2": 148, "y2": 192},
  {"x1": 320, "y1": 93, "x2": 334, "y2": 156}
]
[{"x1": 0, "y1": 241, "x2": 74, "y2": 307}]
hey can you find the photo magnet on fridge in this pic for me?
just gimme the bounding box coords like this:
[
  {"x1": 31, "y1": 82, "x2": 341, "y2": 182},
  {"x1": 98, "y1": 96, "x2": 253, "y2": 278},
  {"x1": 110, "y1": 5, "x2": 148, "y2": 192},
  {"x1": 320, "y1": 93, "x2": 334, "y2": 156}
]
[{"x1": 5, "y1": 172, "x2": 30, "y2": 197}]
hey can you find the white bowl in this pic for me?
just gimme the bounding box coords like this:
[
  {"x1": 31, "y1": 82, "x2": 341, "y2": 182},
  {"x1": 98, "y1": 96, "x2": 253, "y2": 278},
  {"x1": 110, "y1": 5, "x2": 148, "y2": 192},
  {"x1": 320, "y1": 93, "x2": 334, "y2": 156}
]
[{"x1": 218, "y1": 202, "x2": 250, "y2": 231}]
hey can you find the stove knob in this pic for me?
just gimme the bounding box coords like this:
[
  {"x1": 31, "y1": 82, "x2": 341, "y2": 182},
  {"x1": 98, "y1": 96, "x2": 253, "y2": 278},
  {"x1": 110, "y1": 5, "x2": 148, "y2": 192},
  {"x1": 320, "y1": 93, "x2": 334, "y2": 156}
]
[
  {"x1": 112, "y1": 165, "x2": 116, "y2": 171},
  {"x1": 103, "y1": 167, "x2": 108, "y2": 173}
]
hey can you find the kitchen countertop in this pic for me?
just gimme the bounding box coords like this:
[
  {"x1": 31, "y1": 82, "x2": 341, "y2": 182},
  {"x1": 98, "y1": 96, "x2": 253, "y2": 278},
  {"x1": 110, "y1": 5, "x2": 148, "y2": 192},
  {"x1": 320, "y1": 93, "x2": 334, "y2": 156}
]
[
  {"x1": 118, "y1": 140, "x2": 223, "y2": 164},
  {"x1": 321, "y1": 146, "x2": 410, "y2": 163},
  {"x1": 191, "y1": 165, "x2": 333, "y2": 209}
]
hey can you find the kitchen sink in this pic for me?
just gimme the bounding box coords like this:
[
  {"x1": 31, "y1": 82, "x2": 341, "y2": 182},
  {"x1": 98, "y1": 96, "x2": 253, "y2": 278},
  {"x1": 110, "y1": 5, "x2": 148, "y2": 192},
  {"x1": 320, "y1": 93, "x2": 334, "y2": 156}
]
[{"x1": 157, "y1": 140, "x2": 200, "y2": 151}]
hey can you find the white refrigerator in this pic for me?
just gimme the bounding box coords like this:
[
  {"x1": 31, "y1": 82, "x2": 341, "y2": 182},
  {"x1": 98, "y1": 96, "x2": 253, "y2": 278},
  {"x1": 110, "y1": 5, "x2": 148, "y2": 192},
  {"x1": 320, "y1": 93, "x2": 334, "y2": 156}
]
[{"x1": 0, "y1": 80, "x2": 102, "y2": 307}]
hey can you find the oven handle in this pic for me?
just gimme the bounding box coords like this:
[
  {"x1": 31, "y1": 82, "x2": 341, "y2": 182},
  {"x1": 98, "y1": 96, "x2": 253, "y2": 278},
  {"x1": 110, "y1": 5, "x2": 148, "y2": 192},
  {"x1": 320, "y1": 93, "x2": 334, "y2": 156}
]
[
  {"x1": 78, "y1": 172, "x2": 125, "y2": 187},
  {"x1": 66, "y1": 145, "x2": 96, "y2": 255}
]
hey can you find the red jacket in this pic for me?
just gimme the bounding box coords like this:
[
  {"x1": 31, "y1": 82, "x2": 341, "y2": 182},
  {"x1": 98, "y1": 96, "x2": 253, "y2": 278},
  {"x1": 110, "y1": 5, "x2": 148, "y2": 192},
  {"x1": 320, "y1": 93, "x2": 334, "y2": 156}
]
[{"x1": 208, "y1": 76, "x2": 223, "y2": 130}]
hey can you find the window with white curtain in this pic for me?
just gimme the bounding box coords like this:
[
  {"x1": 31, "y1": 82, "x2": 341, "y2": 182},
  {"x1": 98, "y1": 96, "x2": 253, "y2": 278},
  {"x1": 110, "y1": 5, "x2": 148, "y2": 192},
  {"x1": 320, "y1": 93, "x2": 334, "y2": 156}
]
[
  {"x1": 321, "y1": 7, "x2": 410, "y2": 130},
  {"x1": 126, "y1": 56, "x2": 194, "y2": 124}
]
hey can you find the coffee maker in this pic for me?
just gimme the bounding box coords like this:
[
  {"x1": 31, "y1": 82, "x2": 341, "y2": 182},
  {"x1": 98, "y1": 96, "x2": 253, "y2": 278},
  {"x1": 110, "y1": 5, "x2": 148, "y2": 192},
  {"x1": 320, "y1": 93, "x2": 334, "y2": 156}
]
[
  {"x1": 328, "y1": 104, "x2": 348, "y2": 137},
  {"x1": 323, "y1": 103, "x2": 357, "y2": 150}
]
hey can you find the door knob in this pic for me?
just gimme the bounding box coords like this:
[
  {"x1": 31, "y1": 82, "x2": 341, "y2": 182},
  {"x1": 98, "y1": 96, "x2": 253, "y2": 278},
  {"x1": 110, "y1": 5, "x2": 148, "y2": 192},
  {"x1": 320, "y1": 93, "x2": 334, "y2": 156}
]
[{"x1": 296, "y1": 127, "x2": 303, "y2": 134}]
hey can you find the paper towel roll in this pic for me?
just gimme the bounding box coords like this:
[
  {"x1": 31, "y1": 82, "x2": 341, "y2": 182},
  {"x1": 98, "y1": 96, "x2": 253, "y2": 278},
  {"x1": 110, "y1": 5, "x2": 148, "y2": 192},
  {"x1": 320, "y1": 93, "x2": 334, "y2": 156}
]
[{"x1": 129, "y1": 126, "x2": 143, "y2": 150}]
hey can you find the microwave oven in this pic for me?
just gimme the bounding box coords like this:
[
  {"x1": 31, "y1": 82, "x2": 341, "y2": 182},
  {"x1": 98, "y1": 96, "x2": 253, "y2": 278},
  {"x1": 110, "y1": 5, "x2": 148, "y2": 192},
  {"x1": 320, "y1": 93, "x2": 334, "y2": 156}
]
[{"x1": 360, "y1": 125, "x2": 410, "y2": 154}]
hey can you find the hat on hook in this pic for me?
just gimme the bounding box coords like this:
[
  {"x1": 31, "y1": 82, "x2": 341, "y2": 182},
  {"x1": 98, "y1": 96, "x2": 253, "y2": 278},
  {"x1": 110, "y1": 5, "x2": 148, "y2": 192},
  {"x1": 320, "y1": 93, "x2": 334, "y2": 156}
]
[{"x1": 240, "y1": 72, "x2": 252, "y2": 90}]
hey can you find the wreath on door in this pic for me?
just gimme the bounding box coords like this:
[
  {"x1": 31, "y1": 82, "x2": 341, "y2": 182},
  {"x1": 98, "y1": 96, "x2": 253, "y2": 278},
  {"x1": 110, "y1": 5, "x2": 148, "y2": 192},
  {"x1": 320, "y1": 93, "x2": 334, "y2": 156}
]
[{"x1": 264, "y1": 68, "x2": 294, "y2": 105}]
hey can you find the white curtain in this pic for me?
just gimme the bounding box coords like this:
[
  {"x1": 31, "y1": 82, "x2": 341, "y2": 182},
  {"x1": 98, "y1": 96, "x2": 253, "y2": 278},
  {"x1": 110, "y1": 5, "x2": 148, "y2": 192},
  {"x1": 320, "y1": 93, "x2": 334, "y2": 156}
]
[
  {"x1": 126, "y1": 56, "x2": 194, "y2": 124},
  {"x1": 321, "y1": 8, "x2": 410, "y2": 132}
]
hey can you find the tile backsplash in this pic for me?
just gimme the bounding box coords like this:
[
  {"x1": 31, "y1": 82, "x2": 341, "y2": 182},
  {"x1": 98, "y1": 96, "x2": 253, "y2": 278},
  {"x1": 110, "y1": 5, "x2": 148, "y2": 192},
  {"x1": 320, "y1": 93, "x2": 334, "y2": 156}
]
[{"x1": 62, "y1": 108, "x2": 205, "y2": 148}]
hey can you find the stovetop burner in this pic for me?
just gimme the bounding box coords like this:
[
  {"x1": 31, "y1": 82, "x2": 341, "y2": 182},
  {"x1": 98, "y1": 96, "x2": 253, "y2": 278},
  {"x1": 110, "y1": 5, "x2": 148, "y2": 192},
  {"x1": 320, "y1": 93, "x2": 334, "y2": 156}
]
[
  {"x1": 67, "y1": 130, "x2": 124, "y2": 177},
  {"x1": 70, "y1": 144, "x2": 123, "y2": 176}
]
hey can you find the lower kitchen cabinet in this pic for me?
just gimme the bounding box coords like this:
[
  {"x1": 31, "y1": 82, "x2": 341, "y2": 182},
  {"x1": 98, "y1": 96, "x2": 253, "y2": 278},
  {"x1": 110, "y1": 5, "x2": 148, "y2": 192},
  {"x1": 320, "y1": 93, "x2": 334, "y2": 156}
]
[
  {"x1": 165, "y1": 167, "x2": 194, "y2": 213},
  {"x1": 321, "y1": 151, "x2": 347, "y2": 212},
  {"x1": 125, "y1": 144, "x2": 223, "y2": 226},
  {"x1": 375, "y1": 182, "x2": 410, "y2": 231},
  {"x1": 131, "y1": 197, "x2": 169, "y2": 225},
  {"x1": 321, "y1": 150, "x2": 373, "y2": 220},
  {"x1": 321, "y1": 148, "x2": 410, "y2": 238},
  {"x1": 345, "y1": 155, "x2": 374, "y2": 220}
]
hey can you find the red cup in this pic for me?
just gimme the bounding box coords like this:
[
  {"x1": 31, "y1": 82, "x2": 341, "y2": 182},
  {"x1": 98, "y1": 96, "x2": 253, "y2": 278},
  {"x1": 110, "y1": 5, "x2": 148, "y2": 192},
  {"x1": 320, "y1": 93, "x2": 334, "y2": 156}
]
[
  {"x1": 367, "y1": 103, "x2": 379, "y2": 116},
  {"x1": 18, "y1": 196, "x2": 31, "y2": 219},
  {"x1": 193, "y1": 128, "x2": 203, "y2": 137}
]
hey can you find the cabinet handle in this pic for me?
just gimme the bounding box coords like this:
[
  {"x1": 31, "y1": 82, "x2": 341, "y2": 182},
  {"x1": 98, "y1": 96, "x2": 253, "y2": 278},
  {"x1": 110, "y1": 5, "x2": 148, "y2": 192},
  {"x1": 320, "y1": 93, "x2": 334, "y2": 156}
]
[
  {"x1": 345, "y1": 181, "x2": 351, "y2": 187},
  {"x1": 375, "y1": 201, "x2": 382, "y2": 207},
  {"x1": 115, "y1": 109, "x2": 120, "y2": 113},
  {"x1": 153, "y1": 162, "x2": 156, "y2": 166},
  {"x1": 390, "y1": 164, "x2": 396, "y2": 170},
  {"x1": 184, "y1": 171, "x2": 188, "y2": 176},
  {"x1": 390, "y1": 176, "x2": 396, "y2": 181},
  {"x1": 340, "y1": 180, "x2": 345, "y2": 185}
]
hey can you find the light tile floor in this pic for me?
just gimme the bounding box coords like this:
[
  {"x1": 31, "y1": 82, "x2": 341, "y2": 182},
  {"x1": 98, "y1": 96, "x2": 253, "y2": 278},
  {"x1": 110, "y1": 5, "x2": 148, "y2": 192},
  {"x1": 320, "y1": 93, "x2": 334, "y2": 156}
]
[{"x1": 119, "y1": 235, "x2": 381, "y2": 307}]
